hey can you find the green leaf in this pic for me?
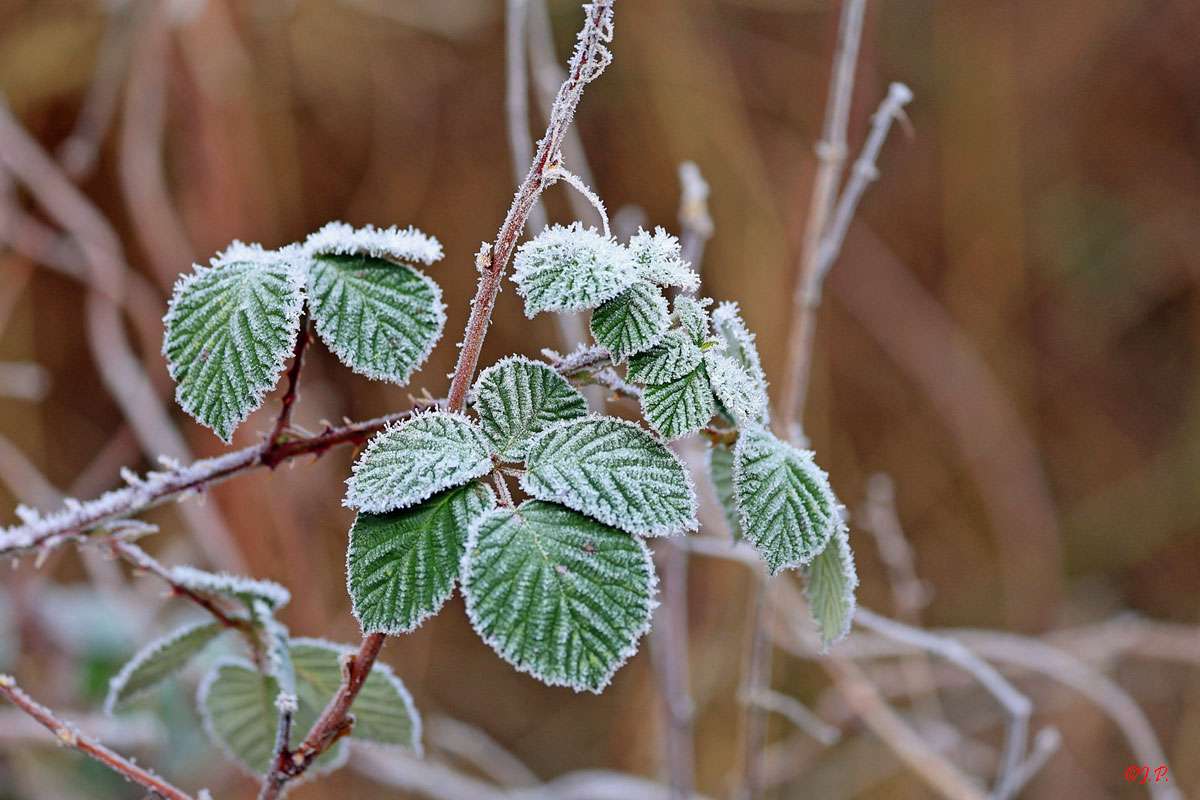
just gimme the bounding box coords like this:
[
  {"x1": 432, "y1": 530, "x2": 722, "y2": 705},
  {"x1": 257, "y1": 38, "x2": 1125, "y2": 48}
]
[
  {"x1": 628, "y1": 227, "x2": 698, "y2": 291},
  {"x1": 640, "y1": 364, "x2": 716, "y2": 440},
  {"x1": 522, "y1": 417, "x2": 697, "y2": 536},
  {"x1": 105, "y1": 620, "x2": 224, "y2": 713},
  {"x1": 804, "y1": 520, "x2": 857, "y2": 651},
  {"x1": 461, "y1": 501, "x2": 656, "y2": 693},
  {"x1": 348, "y1": 483, "x2": 496, "y2": 634},
  {"x1": 673, "y1": 295, "x2": 711, "y2": 345},
  {"x1": 167, "y1": 566, "x2": 290, "y2": 610},
  {"x1": 733, "y1": 425, "x2": 837, "y2": 574},
  {"x1": 626, "y1": 330, "x2": 703, "y2": 385},
  {"x1": 163, "y1": 243, "x2": 306, "y2": 442},
  {"x1": 252, "y1": 599, "x2": 295, "y2": 697},
  {"x1": 303, "y1": 221, "x2": 444, "y2": 266},
  {"x1": 512, "y1": 223, "x2": 636, "y2": 316},
  {"x1": 703, "y1": 351, "x2": 767, "y2": 424},
  {"x1": 345, "y1": 412, "x2": 493, "y2": 513},
  {"x1": 289, "y1": 638, "x2": 421, "y2": 749},
  {"x1": 305, "y1": 253, "x2": 445, "y2": 384},
  {"x1": 589, "y1": 283, "x2": 669, "y2": 362},
  {"x1": 711, "y1": 301, "x2": 769, "y2": 422},
  {"x1": 471, "y1": 357, "x2": 588, "y2": 461},
  {"x1": 199, "y1": 659, "x2": 347, "y2": 776},
  {"x1": 706, "y1": 443, "x2": 743, "y2": 540}
]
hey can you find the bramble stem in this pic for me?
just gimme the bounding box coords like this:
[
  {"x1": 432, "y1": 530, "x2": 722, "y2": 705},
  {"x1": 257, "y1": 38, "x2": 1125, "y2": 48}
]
[{"x1": 0, "y1": 675, "x2": 195, "y2": 800}]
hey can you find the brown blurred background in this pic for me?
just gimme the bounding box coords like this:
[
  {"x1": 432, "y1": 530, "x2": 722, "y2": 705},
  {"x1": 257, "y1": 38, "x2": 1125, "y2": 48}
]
[{"x1": 2, "y1": 0, "x2": 1199, "y2": 798}]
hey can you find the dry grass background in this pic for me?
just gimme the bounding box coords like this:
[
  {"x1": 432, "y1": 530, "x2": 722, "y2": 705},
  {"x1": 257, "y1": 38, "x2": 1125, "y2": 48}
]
[{"x1": 1, "y1": 0, "x2": 1199, "y2": 797}]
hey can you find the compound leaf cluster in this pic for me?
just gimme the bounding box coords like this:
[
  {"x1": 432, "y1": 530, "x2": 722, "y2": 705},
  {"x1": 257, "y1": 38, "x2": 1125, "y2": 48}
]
[{"x1": 471, "y1": 357, "x2": 588, "y2": 461}]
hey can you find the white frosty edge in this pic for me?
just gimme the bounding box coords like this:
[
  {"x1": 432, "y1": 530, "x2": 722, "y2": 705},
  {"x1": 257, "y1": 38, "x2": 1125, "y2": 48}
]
[
  {"x1": 511, "y1": 222, "x2": 637, "y2": 317},
  {"x1": 289, "y1": 637, "x2": 423, "y2": 755},
  {"x1": 303, "y1": 221, "x2": 444, "y2": 266},
  {"x1": 519, "y1": 414, "x2": 699, "y2": 538},
  {"x1": 459, "y1": 502, "x2": 660, "y2": 694},
  {"x1": 169, "y1": 564, "x2": 292, "y2": 609},
  {"x1": 104, "y1": 618, "x2": 224, "y2": 715},
  {"x1": 342, "y1": 410, "x2": 494, "y2": 514},
  {"x1": 346, "y1": 481, "x2": 496, "y2": 637},
  {"x1": 628, "y1": 226, "x2": 699, "y2": 292},
  {"x1": 711, "y1": 300, "x2": 770, "y2": 419},
  {"x1": 805, "y1": 512, "x2": 858, "y2": 652},
  {"x1": 162, "y1": 241, "x2": 307, "y2": 443}
]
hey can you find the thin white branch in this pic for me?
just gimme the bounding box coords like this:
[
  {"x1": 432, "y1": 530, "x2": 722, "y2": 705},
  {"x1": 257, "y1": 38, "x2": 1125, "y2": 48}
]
[
  {"x1": 544, "y1": 164, "x2": 610, "y2": 236},
  {"x1": 742, "y1": 689, "x2": 841, "y2": 746}
]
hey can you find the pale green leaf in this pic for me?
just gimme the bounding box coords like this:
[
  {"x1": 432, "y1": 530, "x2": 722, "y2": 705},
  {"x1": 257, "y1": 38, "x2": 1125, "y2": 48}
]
[
  {"x1": 703, "y1": 351, "x2": 767, "y2": 424},
  {"x1": 471, "y1": 357, "x2": 587, "y2": 461},
  {"x1": 640, "y1": 364, "x2": 716, "y2": 440},
  {"x1": 461, "y1": 501, "x2": 656, "y2": 693},
  {"x1": 673, "y1": 295, "x2": 711, "y2": 345},
  {"x1": 348, "y1": 483, "x2": 496, "y2": 634},
  {"x1": 628, "y1": 227, "x2": 698, "y2": 291},
  {"x1": 706, "y1": 443, "x2": 743, "y2": 540},
  {"x1": 711, "y1": 301, "x2": 769, "y2": 422},
  {"x1": 289, "y1": 638, "x2": 421, "y2": 749},
  {"x1": 626, "y1": 330, "x2": 703, "y2": 385},
  {"x1": 305, "y1": 253, "x2": 445, "y2": 384},
  {"x1": 105, "y1": 620, "x2": 224, "y2": 713},
  {"x1": 804, "y1": 519, "x2": 857, "y2": 651},
  {"x1": 522, "y1": 417, "x2": 697, "y2": 536},
  {"x1": 512, "y1": 223, "x2": 636, "y2": 316},
  {"x1": 199, "y1": 659, "x2": 346, "y2": 776},
  {"x1": 345, "y1": 412, "x2": 493, "y2": 513},
  {"x1": 733, "y1": 425, "x2": 837, "y2": 574},
  {"x1": 589, "y1": 282, "x2": 669, "y2": 362},
  {"x1": 303, "y1": 221, "x2": 443, "y2": 265},
  {"x1": 252, "y1": 599, "x2": 295, "y2": 697},
  {"x1": 163, "y1": 243, "x2": 306, "y2": 442}
]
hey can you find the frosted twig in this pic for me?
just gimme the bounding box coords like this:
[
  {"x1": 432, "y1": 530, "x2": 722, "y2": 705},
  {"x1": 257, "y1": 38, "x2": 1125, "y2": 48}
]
[
  {"x1": 677, "y1": 161, "x2": 713, "y2": 269},
  {"x1": 0, "y1": 361, "x2": 49, "y2": 402},
  {"x1": 267, "y1": 317, "x2": 311, "y2": 448},
  {"x1": 0, "y1": 675, "x2": 195, "y2": 800},
  {"x1": 425, "y1": 715, "x2": 540, "y2": 788},
  {"x1": 544, "y1": 164, "x2": 610, "y2": 236},
  {"x1": 742, "y1": 689, "x2": 840, "y2": 746}
]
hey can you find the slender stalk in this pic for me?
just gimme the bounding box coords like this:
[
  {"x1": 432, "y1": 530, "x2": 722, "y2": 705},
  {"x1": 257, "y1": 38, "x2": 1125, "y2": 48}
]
[
  {"x1": 268, "y1": 316, "x2": 310, "y2": 448},
  {"x1": 0, "y1": 675, "x2": 194, "y2": 800}
]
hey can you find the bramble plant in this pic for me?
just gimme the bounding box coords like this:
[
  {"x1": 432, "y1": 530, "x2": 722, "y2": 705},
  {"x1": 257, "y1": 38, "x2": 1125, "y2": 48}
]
[{"x1": 0, "y1": 2, "x2": 862, "y2": 797}]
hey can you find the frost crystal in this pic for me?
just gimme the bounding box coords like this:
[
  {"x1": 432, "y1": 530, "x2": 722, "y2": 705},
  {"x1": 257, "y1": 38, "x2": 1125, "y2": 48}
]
[
  {"x1": 626, "y1": 330, "x2": 703, "y2": 385},
  {"x1": 640, "y1": 364, "x2": 715, "y2": 440},
  {"x1": 344, "y1": 412, "x2": 493, "y2": 514},
  {"x1": 105, "y1": 620, "x2": 225, "y2": 714},
  {"x1": 521, "y1": 416, "x2": 698, "y2": 536},
  {"x1": 348, "y1": 483, "x2": 496, "y2": 634},
  {"x1": 252, "y1": 598, "x2": 295, "y2": 697},
  {"x1": 303, "y1": 221, "x2": 444, "y2": 266},
  {"x1": 673, "y1": 294, "x2": 711, "y2": 345},
  {"x1": 628, "y1": 227, "x2": 699, "y2": 292},
  {"x1": 588, "y1": 282, "x2": 669, "y2": 362},
  {"x1": 711, "y1": 301, "x2": 768, "y2": 421},
  {"x1": 511, "y1": 223, "x2": 636, "y2": 317},
  {"x1": 306, "y1": 252, "x2": 446, "y2": 385},
  {"x1": 733, "y1": 425, "x2": 837, "y2": 574},
  {"x1": 470, "y1": 357, "x2": 588, "y2": 461},
  {"x1": 704, "y1": 351, "x2": 767, "y2": 424},
  {"x1": 804, "y1": 516, "x2": 857, "y2": 651},
  {"x1": 168, "y1": 565, "x2": 291, "y2": 609},
  {"x1": 461, "y1": 500, "x2": 657, "y2": 693},
  {"x1": 162, "y1": 242, "x2": 306, "y2": 442}
]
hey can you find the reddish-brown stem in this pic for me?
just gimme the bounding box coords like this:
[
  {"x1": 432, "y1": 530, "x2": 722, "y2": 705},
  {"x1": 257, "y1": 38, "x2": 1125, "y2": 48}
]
[
  {"x1": 268, "y1": 316, "x2": 310, "y2": 448},
  {"x1": 0, "y1": 675, "x2": 194, "y2": 800}
]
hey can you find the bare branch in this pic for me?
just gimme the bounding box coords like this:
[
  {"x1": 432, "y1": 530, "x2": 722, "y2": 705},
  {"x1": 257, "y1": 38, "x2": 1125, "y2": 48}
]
[{"x1": 0, "y1": 675, "x2": 195, "y2": 800}]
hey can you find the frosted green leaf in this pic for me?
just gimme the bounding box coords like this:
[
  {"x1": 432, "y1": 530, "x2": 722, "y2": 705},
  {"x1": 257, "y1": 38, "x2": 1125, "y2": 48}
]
[
  {"x1": 345, "y1": 412, "x2": 493, "y2": 514},
  {"x1": 163, "y1": 242, "x2": 306, "y2": 442},
  {"x1": 706, "y1": 443, "x2": 743, "y2": 540},
  {"x1": 512, "y1": 223, "x2": 636, "y2": 316},
  {"x1": 589, "y1": 282, "x2": 669, "y2": 362},
  {"x1": 471, "y1": 357, "x2": 587, "y2": 461},
  {"x1": 628, "y1": 227, "x2": 698, "y2": 291},
  {"x1": 304, "y1": 221, "x2": 443, "y2": 266},
  {"x1": 704, "y1": 351, "x2": 767, "y2": 424},
  {"x1": 673, "y1": 295, "x2": 711, "y2": 345},
  {"x1": 348, "y1": 482, "x2": 496, "y2": 634},
  {"x1": 105, "y1": 620, "x2": 224, "y2": 713},
  {"x1": 252, "y1": 599, "x2": 295, "y2": 697},
  {"x1": 640, "y1": 364, "x2": 716, "y2": 440},
  {"x1": 167, "y1": 565, "x2": 290, "y2": 610},
  {"x1": 626, "y1": 330, "x2": 703, "y2": 385},
  {"x1": 199, "y1": 658, "x2": 347, "y2": 776},
  {"x1": 289, "y1": 638, "x2": 421, "y2": 749},
  {"x1": 522, "y1": 417, "x2": 697, "y2": 536},
  {"x1": 733, "y1": 425, "x2": 837, "y2": 574},
  {"x1": 805, "y1": 518, "x2": 857, "y2": 651},
  {"x1": 461, "y1": 501, "x2": 656, "y2": 692},
  {"x1": 711, "y1": 301, "x2": 769, "y2": 422},
  {"x1": 305, "y1": 253, "x2": 445, "y2": 384}
]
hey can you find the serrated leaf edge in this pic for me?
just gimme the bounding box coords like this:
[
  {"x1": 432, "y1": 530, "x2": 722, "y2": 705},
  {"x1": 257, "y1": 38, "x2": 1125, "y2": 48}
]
[
  {"x1": 104, "y1": 619, "x2": 225, "y2": 715},
  {"x1": 303, "y1": 221, "x2": 444, "y2": 266},
  {"x1": 168, "y1": 565, "x2": 291, "y2": 609},
  {"x1": 804, "y1": 516, "x2": 858, "y2": 652}
]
